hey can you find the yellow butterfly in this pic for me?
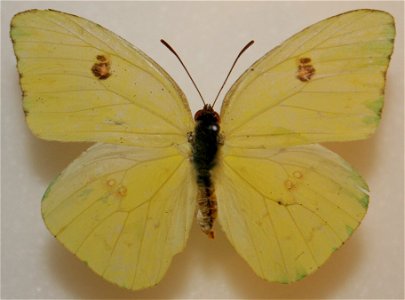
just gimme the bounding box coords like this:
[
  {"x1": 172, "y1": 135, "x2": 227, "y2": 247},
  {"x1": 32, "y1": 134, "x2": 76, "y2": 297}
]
[{"x1": 11, "y1": 9, "x2": 395, "y2": 290}]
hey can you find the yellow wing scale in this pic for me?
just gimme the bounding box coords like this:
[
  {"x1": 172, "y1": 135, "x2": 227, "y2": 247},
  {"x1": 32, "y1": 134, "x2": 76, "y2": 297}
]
[
  {"x1": 42, "y1": 143, "x2": 196, "y2": 290},
  {"x1": 216, "y1": 144, "x2": 368, "y2": 283}
]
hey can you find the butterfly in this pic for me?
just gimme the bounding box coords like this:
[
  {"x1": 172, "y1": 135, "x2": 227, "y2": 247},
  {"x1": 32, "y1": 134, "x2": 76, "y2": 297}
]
[{"x1": 11, "y1": 9, "x2": 395, "y2": 290}]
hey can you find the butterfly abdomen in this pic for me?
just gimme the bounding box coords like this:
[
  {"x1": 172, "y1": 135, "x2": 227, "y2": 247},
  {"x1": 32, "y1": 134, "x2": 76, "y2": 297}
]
[{"x1": 192, "y1": 105, "x2": 221, "y2": 238}]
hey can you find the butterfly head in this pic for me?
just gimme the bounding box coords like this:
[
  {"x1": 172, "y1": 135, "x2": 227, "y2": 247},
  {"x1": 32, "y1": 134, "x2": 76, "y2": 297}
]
[{"x1": 194, "y1": 104, "x2": 220, "y2": 124}]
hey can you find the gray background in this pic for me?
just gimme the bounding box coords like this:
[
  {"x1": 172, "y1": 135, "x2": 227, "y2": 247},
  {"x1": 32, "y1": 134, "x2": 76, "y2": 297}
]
[{"x1": 1, "y1": 1, "x2": 404, "y2": 298}]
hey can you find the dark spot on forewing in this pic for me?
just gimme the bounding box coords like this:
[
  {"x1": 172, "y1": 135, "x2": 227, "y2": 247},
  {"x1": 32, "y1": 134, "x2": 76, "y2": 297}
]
[
  {"x1": 299, "y1": 57, "x2": 311, "y2": 64},
  {"x1": 297, "y1": 57, "x2": 315, "y2": 82},
  {"x1": 92, "y1": 54, "x2": 111, "y2": 80},
  {"x1": 96, "y1": 55, "x2": 108, "y2": 62}
]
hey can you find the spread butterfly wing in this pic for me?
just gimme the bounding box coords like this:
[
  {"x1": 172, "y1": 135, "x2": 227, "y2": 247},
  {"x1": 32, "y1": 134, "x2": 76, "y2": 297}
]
[
  {"x1": 215, "y1": 144, "x2": 368, "y2": 283},
  {"x1": 41, "y1": 143, "x2": 196, "y2": 290},
  {"x1": 220, "y1": 10, "x2": 395, "y2": 149},
  {"x1": 10, "y1": 9, "x2": 193, "y2": 147}
]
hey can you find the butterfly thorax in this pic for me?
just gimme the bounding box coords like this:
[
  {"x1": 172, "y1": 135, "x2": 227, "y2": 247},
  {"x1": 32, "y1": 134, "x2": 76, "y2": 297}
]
[{"x1": 191, "y1": 104, "x2": 221, "y2": 238}]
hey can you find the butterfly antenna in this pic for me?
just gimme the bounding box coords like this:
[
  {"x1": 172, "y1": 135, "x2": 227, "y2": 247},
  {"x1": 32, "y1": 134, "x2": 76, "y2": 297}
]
[
  {"x1": 212, "y1": 40, "x2": 254, "y2": 108},
  {"x1": 161, "y1": 39, "x2": 206, "y2": 105}
]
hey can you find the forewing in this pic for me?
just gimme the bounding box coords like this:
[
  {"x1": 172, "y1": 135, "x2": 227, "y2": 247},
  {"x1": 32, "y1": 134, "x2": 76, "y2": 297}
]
[
  {"x1": 41, "y1": 143, "x2": 196, "y2": 290},
  {"x1": 215, "y1": 144, "x2": 368, "y2": 283},
  {"x1": 221, "y1": 10, "x2": 395, "y2": 149},
  {"x1": 11, "y1": 9, "x2": 193, "y2": 147}
]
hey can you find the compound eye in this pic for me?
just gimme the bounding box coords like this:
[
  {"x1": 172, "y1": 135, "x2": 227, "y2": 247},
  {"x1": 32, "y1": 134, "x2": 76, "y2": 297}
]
[
  {"x1": 213, "y1": 111, "x2": 220, "y2": 123},
  {"x1": 194, "y1": 109, "x2": 204, "y2": 121}
]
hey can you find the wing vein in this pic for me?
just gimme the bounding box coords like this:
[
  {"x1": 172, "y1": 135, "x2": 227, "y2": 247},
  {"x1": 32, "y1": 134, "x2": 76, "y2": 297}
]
[
  {"x1": 285, "y1": 206, "x2": 318, "y2": 265},
  {"x1": 278, "y1": 104, "x2": 363, "y2": 116},
  {"x1": 227, "y1": 86, "x2": 305, "y2": 136},
  {"x1": 291, "y1": 201, "x2": 343, "y2": 243},
  {"x1": 290, "y1": 11, "x2": 373, "y2": 57},
  {"x1": 97, "y1": 81, "x2": 184, "y2": 132},
  {"x1": 35, "y1": 14, "x2": 188, "y2": 132},
  {"x1": 45, "y1": 153, "x2": 180, "y2": 219},
  {"x1": 101, "y1": 212, "x2": 131, "y2": 276},
  {"x1": 131, "y1": 158, "x2": 186, "y2": 288},
  {"x1": 74, "y1": 210, "x2": 125, "y2": 254},
  {"x1": 224, "y1": 160, "x2": 289, "y2": 277},
  {"x1": 224, "y1": 12, "x2": 386, "y2": 136}
]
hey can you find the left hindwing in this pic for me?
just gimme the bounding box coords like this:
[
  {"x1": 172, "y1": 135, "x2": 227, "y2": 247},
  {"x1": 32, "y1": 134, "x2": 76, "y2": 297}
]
[
  {"x1": 215, "y1": 144, "x2": 368, "y2": 283},
  {"x1": 220, "y1": 10, "x2": 395, "y2": 149},
  {"x1": 41, "y1": 143, "x2": 197, "y2": 290}
]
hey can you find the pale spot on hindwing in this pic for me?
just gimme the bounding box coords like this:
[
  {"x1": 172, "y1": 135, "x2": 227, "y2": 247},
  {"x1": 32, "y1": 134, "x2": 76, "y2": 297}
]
[
  {"x1": 105, "y1": 179, "x2": 127, "y2": 198},
  {"x1": 297, "y1": 57, "x2": 315, "y2": 81},
  {"x1": 92, "y1": 54, "x2": 111, "y2": 79},
  {"x1": 284, "y1": 179, "x2": 295, "y2": 191},
  {"x1": 106, "y1": 179, "x2": 116, "y2": 187},
  {"x1": 117, "y1": 185, "x2": 127, "y2": 197},
  {"x1": 293, "y1": 171, "x2": 303, "y2": 179},
  {"x1": 284, "y1": 170, "x2": 304, "y2": 191}
]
